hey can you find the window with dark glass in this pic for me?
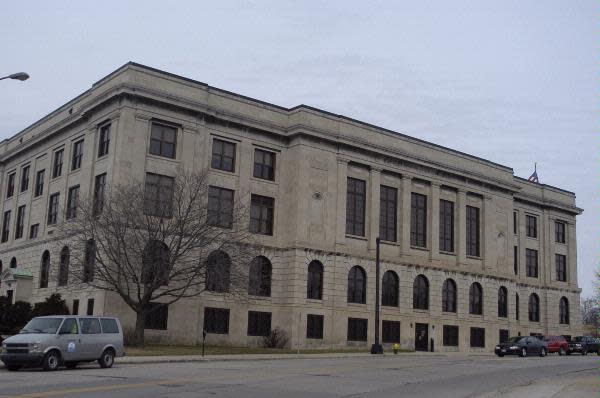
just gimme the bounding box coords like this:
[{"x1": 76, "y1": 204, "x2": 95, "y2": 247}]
[
  {"x1": 347, "y1": 318, "x2": 368, "y2": 341},
  {"x1": 443, "y1": 325, "x2": 459, "y2": 346},
  {"x1": 72, "y1": 299, "x2": 79, "y2": 315},
  {"x1": 466, "y1": 205, "x2": 480, "y2": 257},
  {"x1": 442, "y1": 278, "x2": 456, "y2": 312},
  {"x1": 513, "y1": 211, "x2": 517, "y2": 234},
  {"x1": 556, "y1": 254, "x2": 567, "y2": 282},
  {"x1": 20, "y1": 165, "x2": 29, "y2": 192},
  {"x1": 211, "y1": 139, "x2": 235, "y2": 172},
  {"x1": 47, "y1": 193, "x2": 59, "y2": 225},
  {"x1": 35, "y1": 170, "x2": 44, "y2": 197},
  {"x1": 71, "y1": 139, "x2": 84, "y2": 170},
  {"x1": 100, "y1": 319, "x2": 119, "y2": 333},
  {"x1": 6, "y1": 172, "x2": 15, "y2": 198},
  {"x1": 528, "y1": 293, "x2": 540, "y2": 322},
  {"x1": 247, "y1": 311, "x2": 271, "y2": 337},
  {"x1": 413, "y1": 274, "x2": 429, "y2": 310},
  {"x1": 525, "y1": 215, "x2": 537, "y2": 238},
  {"x1": 346, "y1": 178, "x2": 366, "y2": 236},
  {"x1": 559, "y1": 297, "x2": 569, "y2": 324},
  {"x1": 93, "y1": 173, "x2": 106, "y2": 215},
  {"x1": 307, "y1": 261, "x2": 323, "y2": 300},
  {"x1": 29, "y1": 223, "x2": 39, "y2": 239},
  {"x1": 58, "y1": 246, "x2": 69, "y2": 286},
  {"x1": 307, "y1": 314, "x2": 324, "y2": 339},
  {"x1": 470, "y1": 327, "x2": 485, "y2": 348},
  {"x1": 515, "y1": 293, "x2": 520, "y2": 320},
  {"x1": 207, "y1": 186, "x2": 234, "y2": 228},
  {"x1": 144, "y1": 173, "x2": 174, "y2": 217},
  {"x1": 347, "y1": 266, "x2": 366, "y2": 304},
  {"x1": 555, "y1": 221, "x2": 566, "y2": 243},
  {"x1": 379, "y1": 185, "x2": 397, "y2": 242},
  {"x1": 83, "y1": 239, "x2": 96, "y2": 283},
  {"x1": 253, "y1": 149, "x2": 276, "y2": 180},
  {"x1": 1, "y1": 211, "x2": 10, "y2": 243},
  {"x1": 410, "y1": 193, "x2": 427, "y2": 247},
  {"x1": 499, "y1": 329, "x2": 509, "y2": 343},
  {"x1": 250, "y1": 194, "x2": 274, "y2": 235},
  {"x1": 513, "y1": 246, "x2": 518, "y2": 275},
  {"x1": 39, "y1": 250, "x2": 50, "y2": 288},
  {"x1": 439, "y1": 199, "x2": 454, "y2": 252},
  {"x1": 87, "y1": 300, "x2": 95, "y2": 316},
  {"x1": 469, "y1": 282, "x2": 483, "y2": 315},
  {"x1": 9, "y1": 257, "x2": 16, "y2": 269},
  {"x1": 526, "y1": 249, "x2": 538, "y2": 278},
  {"x1": 52, "y1": 149, "x2": 63, "y2": 178},
  {"x1": 142, "y1": 240, "x2": 170, "y2": 287},
  {"x1": 382, "y1": 320, "x2": 400, "y2": 343},
  {"x1": 498, "y1": 286, "x2": 508, "y2": 318},
  {"x1": 382, "y1": 270, "x2": 399, "y2": 307},
  {"x1": 149, "y1": 123, "x2": 177, "y2": 159},
  {"x1": 66, "y1": 185, "x2": 80, "y2": 220},
  {"x1": 15, "y1": 205, "x2": 25, "y2": 239},
  {"x1": 144, "y1": 303, "x2": 168, "y2": 330},
  {"x1": 98, "y1": 124, "x2": 110, "y2": 157},
  {"x1": 248, "y1": 256, "x2": 272, "y2": 296},
  {"x1": 204, "y1": 307, "x2": 230, "y2": 334},
  {"x1": 205, "y1": 250, "x2": 231, "y2": 293}
]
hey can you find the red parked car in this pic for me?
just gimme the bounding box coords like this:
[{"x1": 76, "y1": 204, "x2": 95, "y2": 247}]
[{"x1": 544, "y1": 335, "x2": 569, "y2": 355}]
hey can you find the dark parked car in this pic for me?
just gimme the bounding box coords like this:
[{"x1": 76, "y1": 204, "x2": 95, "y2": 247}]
[
  {"x1": 495, "y1": 336, "x2": 547, "y2": 357},
  {"x1": 544, "y1": 335, "x2": 569, "y2": 355},
  {"x1": 567, "y1": 336, "x2": 600, "y2": 355}
]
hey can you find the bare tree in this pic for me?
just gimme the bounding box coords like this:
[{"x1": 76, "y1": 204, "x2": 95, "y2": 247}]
[{"x1": 57, "y1": 168, "x2": 257, "y2": 346}]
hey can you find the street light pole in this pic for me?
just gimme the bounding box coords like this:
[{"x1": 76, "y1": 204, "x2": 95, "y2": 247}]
[
  {"x1": 0, "y1": 72, "x2": 30, "y2": 82},
  {"x1": 371, "y1": 237, "x2": 383, "y2": 354}
]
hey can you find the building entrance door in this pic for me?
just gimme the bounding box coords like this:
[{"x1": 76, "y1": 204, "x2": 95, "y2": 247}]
[{"x1": 415, "y1": 323, "x2": 429, "y2": 351}]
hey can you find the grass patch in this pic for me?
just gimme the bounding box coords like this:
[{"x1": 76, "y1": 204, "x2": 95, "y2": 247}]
[{"x1": 124, "y1": 345, "x2": 386, "y2": 357}]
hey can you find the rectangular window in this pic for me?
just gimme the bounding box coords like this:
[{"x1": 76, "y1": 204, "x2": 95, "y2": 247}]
[
  {"x1": 149, "y1": 122, "x2": 177, "y2": 159},
  {"x1": 94, "y1": 173, "x2": 106, "y2": 215},
  {"x1": 382, "y1": 320, "x2": 400, "y2": 344},
  {"x1": 556, "y1": 254, "x2": 567, "y2": 282},
  {"x1": 347, "y1": 318, "x2": 368, "y2": 341},
  {"x1": 513, "y1": 211, "x2": 517, "y2": 234},
  {"x1": 208, "y1": 186, "x2": 234, "y2": 228},
  {"x1": 555, "y1": 221, "x2": 566, "y2": 243},
  {"x1": 72, "y1": 299, "x2": 79, "y2": 315},
  {"x1": 144, "y1": 303, "x2": 169, "y2": 330},
  {"x1": 516, "y1": 294, "x2": 520, "y2": 321},
  {"x1": 86, "y1": 299, "x2": 95, "y2": 316},
  {"x1": 253, "y1": 149, "x2": 276, "y2": 181},
  {"x1": 439, "y1": 199, "x2": 454, "y2": 252},
  {"x1": 52, "y1": 149, "x2": 63, "y2": 178},
  {"x1": 71, "y1": 139, "x2": 84, "y2": 170},
  {"x1": 499, "y1": 329, "x2": 510, "y2": 343},
  {"x1": 346, "y1": 178, "x2": 366, "y2": 236},
  {"x1": 34, "y1": 170, "x2": 44, "y2": 197},
  {"x1": 29, "y1": 223, "x2": 39, "y2": 239},
  {"x1": 410, "y1": 193, "x2": 427, "y2": 247},
  {"x1": 470, "y1": 327, "x2": 485, "y2": 348},
  {"x1": 250, "y1": 194, "x2": 274, "y2": 235},
  {"x1": 144, "y1": 173, "x2": 174, "y2": 217},
  {"x1": 98, "y1": 124, "x2": 110, "y2": 157},
  {"x1": 80, "y1": 318, "x2": 101, "y2": 334},
  {"x1": 526, "y1": 249, "x2": 538, "y2": 278},
  {"x1": 379, "y1": 185, "x2": 397, "y2": 242},
  {"x1": 20, "y1": 165, "x2": 30, "y2": 192},
  {"x1": 443, "y1": 325, "x2": 459, "y2": 346},
  {"x1": 203, "y1": 307, "x2": 230, "y2": 334},
  {"x1": 1, "y1": 211, "x2": 10, "y2": 243},
  {"x1": 247, "y1": 311, "x2": 271, "y2": 337},
  {"x1": 306, "y1": 314, "x2": 324, "y2": 339},
  {"x1": 66, "y1": 185, "x2": 80, "y2": 220},
  {"x1": 15, "y1": 205, "x2": 25, "y2": 239},
  {"x1": 211, "y1": 139, "x2": 235, "y2": 172},
  {"x1": 466, "y1": 205, "x2": 480, "y2": 257},
  {"x1": 526, "y1": 215, "x2": 537, "y2": 238},
  {"x1": 47, "y1": 193, "x2": 60, "y2": 225},
  {"x1": 6, "y1": 172, "x2": 15, "y2": 198},
  {"x1": 513, "y1": 246, "x2": 518, "y2": 275}
]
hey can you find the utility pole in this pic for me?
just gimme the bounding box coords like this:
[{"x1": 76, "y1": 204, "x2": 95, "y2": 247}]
[{"x1": 371, "y1": 237, "x2": 383, "y2": 354}]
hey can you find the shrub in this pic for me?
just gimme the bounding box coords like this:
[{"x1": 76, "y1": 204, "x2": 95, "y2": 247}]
[
  {"x1": 32, "y1": 294, "x2": 70, "y2": 317},
  {"x1": 263, "y1": 327, "x2": 289, "y2": 349},
  {"x1": 4, "y1": 301, "x2": 32, "y2": 331}
]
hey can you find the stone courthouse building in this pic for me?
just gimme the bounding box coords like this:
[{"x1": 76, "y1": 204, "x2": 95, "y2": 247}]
[{"x1": 0, "y1": 63, "x2": 583, "y2": 351}]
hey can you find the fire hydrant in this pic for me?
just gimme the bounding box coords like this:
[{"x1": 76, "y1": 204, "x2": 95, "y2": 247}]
[{"x1": 393, "y1": 343, "x2": 400, "y2": 354}]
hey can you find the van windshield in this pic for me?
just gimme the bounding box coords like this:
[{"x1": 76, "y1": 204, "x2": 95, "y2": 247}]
[{"x1": 20, "y1": 318, "x2": 63, "y2": 334}]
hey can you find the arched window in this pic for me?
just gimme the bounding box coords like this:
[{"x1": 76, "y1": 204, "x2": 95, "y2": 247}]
[
  {"x1": 498, "y1": 286, "x2": 508, "y2": 318},
  {"x1": 9, "y1": 257, "x2": 16, "y2": 269},
  {"x1": 413, "y1": 274, "x2": 429, "y2": 310},
  {"x1": 58, "y1": 246, "x2": 70, "y2": 286},
  {"x1": 248, "y1": 256, "x2": 272, "y2": 297},
  {"x1": 515, "y1": 293, "x2": 520, "y2": 320},
  {"x1": 39, "y1": 250, "x2": 50, "y2": 288},
  {"x1": 559, "y1": 297, "x2": 569, "y2": 324},
  {"x1": 528, "y1": 293, "x2": 540, "y2": 322},
  {"x1": 469, "y1": 282, "x2": 483, "y2": 315},
  {"x1": 142, "y1": 240, "x2": 170, "y2": 286},
  {"x1": 205, "y1": 250, "x2": 231, "y2": 293},
  {"x1": 382, "y1": 270, "x2": 399, "y2": 307},
  {"x1": 83, "y1": 239, "x2": 96, "y2": 283},
  {"x1": 307, "y1": 261, "x2": 323, "y2": 300},
  {"x1": 0, "y1": 260, "x2": 2, "y2": 287},
  {"x1": 442, "y1": 278, "x2": 457, "y2": 312},
  {"x1": 347, "y1": 266, "x2": 366, "y2": 304}
]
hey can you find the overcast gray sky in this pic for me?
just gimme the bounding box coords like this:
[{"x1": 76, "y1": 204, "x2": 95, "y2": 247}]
[{"x1": 1, "y1": 1, "x2": 597, "y2": 297}]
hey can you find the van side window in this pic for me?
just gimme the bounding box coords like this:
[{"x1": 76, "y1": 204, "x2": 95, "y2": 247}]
[
  {"x1": 59, "y1": 318, "x2": 79, "y2": 334},
  {"x1": 80, "y1": 318, "x2": 101, "y2": 334},
  {"x1": 100, "y1": 319, "x2": 119, "y2": 334}
]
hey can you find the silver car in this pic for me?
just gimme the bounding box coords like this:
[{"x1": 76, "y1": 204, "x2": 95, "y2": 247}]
[{"x1": 1, "y1": 315, "x2": 124, "y2": 371}]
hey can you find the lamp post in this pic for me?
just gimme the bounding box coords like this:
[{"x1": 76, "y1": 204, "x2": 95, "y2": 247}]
[
  {"x1": 371, "y1": 237, "x2": 383, "y2": 354},
  {"x1": 0, "y1": 72, "x2": 30, "y2": 82}
]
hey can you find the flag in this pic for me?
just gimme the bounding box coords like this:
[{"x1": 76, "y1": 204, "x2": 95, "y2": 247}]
[{"x1": 528, "y1": 164, "x2": 539, "y2": 183}]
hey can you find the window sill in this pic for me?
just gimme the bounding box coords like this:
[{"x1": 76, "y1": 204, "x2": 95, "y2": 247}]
[
  {"x1": 347, "y1": 302, "x2": 367, "y2": 307},
  {"x1": 97, "y1": 154, "x2": 109, "y2": 162},
  {"x1": 306, "y1": 299, "x2": 323, "y2": 304},
  {"x1": 209, "y1": 167, "x2": 237, "y2": 176},
  {"x1": 248, "y1": 295, "x2": 271, "y2": 301},
  {"x1": 441, "y1": 311, "x2": 458, "y2": 315},
  {"x1": 147, "y1": 153, "x2": 180, "y2": 164},
  {"x1": 413, "y1": 308, "x2": 429, "y2": 314},
  {"x1": 466, "y1": 255, "x2": 483, "y2": 260},
  {"x1": 469, "y1": 313, "x2": 484, "y2": 317},
  {"x1": 69, "y1": 168, "x2": 82, "y2": 176},
  {"x1": 410, "y1": 245, "x2": 429, "y2": 252},
  {"x1": 380, "y1": 239, "x2": 400, "y2": 246},
  {"x1": 346, "y1": 234, "x2": 367, "y2": 241},
  {"x1": 250, "y1": 176, "x2": 278, "y2": 185},
  {"x1": 439, "y1": 251, "x2": 456, "y2": 256}
]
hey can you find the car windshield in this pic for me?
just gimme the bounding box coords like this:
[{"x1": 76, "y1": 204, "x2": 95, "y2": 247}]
[
  {"x1": 507, "y1": 337, "x2": 523, "y2": 343},
  {"x1": 20, "y1": 318, "x2": 63, "y2": 334},
  {"x1": 572, "y1": 337, "x2": 583, "y2": 342}
]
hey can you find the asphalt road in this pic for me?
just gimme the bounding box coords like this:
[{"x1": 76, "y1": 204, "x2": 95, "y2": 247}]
[{"x1": 0, "y1": 354, "x2": 597, "y2": 398}]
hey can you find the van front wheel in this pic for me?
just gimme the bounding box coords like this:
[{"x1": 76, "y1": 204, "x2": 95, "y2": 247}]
[
  {"x1": 98, "y1": 349, "x2": 115, "y2": 368},
  {"x1": 42, "y1": 350, "x2": 60, "y2": 371}
]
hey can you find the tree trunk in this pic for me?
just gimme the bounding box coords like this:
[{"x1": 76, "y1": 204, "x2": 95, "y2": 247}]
[{"x1": 132, "y1": 311, "x2": 146, "y2": 347}]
